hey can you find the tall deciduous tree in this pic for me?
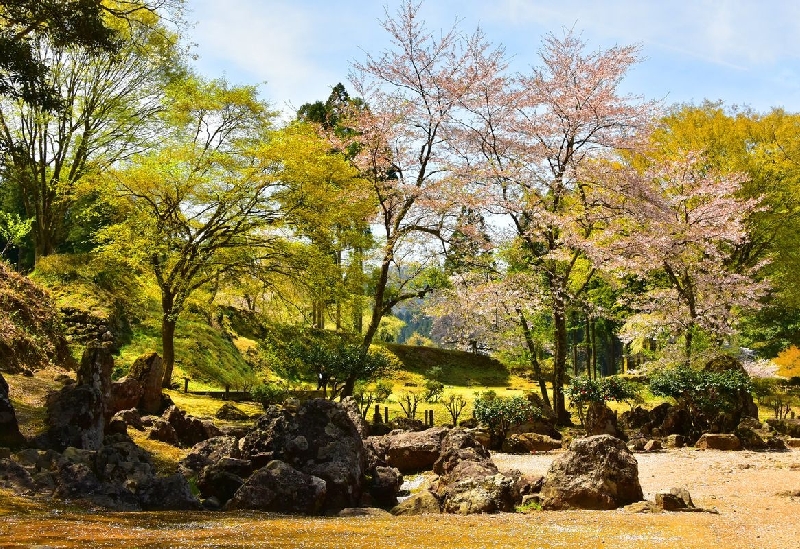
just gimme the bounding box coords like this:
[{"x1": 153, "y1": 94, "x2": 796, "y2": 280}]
[
  {"x1": 607, "y1": 152, "x2": 767, "y2": 365},
  {"x1": 0, "y1": 5, "x2": 183, "y2": 265},
  {"x1": 267, "y1": 121, "x2": 375, "y2": 331},
  {"x1": 100, "y1": 76, "x2": 280, "y2": 387},
  {"x1": 459, "y1": 30, "x2": 657, "y2": 423},
  {"x1": 345, "y1": 0, "x2": 506, "y2": 396}
]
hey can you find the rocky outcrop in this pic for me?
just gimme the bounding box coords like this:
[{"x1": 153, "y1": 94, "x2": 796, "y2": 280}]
[
  {"x1": 540, "y1": 435, "x2": 643, "y2": 510},
  {"x1": 0, "y1": 372, "x2": 25, "y2": 448},
  {"x1": 381, "y1": 427, "x2": 449, "y2": 473},
  {"x1": 41, "y1": 384, "x2": 105, "y2": 451},
  {"x1": 128, "y1": 352, "x2": 164, "y2": 415},
  {"x1": 432, "y1": 429, "x2": 529, "y2": 515},
  {"x1": 224, "y1": 460, "x2": 326, "y2": 514},
  {"x1": 237, "y1": 399, "x2": 366, "y2": 513},
  {"x1": 585, "y1": 402, "x2": 625, "y2": 439},
  {"x1": 108, "y1": 377, "x2": 143, "y2": 417},
  {"x1": 215, "y1": 403, "x2": 250, "y2": 421},
  {"x1": 1, "y1": 441, "x2": 200, "y2": 511}
]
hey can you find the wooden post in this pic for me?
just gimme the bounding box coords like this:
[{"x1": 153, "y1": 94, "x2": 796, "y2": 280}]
[
  {"x1": 384, "y1": 406, "x2": 389, "y2": 424},
  {"x1": 183, "y1": 377, "x2": 189, "y2": 393}
]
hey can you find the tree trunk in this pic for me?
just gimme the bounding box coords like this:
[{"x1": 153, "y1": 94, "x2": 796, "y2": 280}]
[
  {"x1": 519, "y1": 311, "x2": 551, "y2": 409},
  {"x1": 161, "y1": 292, "x2": 177, "y2": 388},
  {"x1": 552, "y1": 304, "x2": 571, "y2": 425},
  {"x1": 590, "y1": 318, "x2": 597, "y2": 379}
]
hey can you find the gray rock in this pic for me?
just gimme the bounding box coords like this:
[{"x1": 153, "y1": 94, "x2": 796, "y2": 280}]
[
  {"x1": 540, "y1": 434, "x2": 643, "y2": 510},
  {"x1": 108, "y1": 377, "x2": 143, "y2": 417},
  {"x1": 128, "y1": 352, "x2": 164, "y2": 415},
  {"x1": 147, "y1": 418, "x2": 179, "y2": 446},
  {"x1": 180, "y1": 436, "x2": 240, "y2": 475},
  {"x1": 238, "y1": 399, "x2": 366, "y2": 512},
  {"x1": 42, "y1": 385, "x2": 105, "y2": 451},
  {"x1": 390, "y1": 490, "x2": 441, "y2": 515},
  {"x1": 384, "y1": 427, "x2": 449, "y2": 473},
  {"x1": 225, "y1": 460, "x2": 326, "y2": 515},
  {"x1": 695, "y1": 433, "x2": 742, "y2": 451}
]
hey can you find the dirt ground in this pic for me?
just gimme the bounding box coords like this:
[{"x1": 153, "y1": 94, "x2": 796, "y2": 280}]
[
  {"x1": 494, "y1": 447, "x2": 800, "y2": 547},
  {"x1": 1, "y1": 448, "x2": 798, "y2": 548}
]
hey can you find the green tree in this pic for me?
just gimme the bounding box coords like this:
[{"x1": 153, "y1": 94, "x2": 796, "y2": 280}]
[
  {"x1": 99, "y1": 76, "x2": 280, "y2": 387},
  {"x1": 0, "y1": 4, "x2": 183, "y2": 265}
]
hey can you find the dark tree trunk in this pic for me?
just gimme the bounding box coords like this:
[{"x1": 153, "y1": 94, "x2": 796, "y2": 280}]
[
  {"x1": 553, "y1": 305, "x2": 571, "y2": 425},
  {"x1": 519, "y1": 311, "x2": 551, "y2": 408},
  {"x1": 160, "y1": 292, "x2": 177, "y2": 388}
]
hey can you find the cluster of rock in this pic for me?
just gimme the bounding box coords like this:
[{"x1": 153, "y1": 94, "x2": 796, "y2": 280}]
[{"x1": 0, "y1": 437, "x2": 200, "y2": 511}]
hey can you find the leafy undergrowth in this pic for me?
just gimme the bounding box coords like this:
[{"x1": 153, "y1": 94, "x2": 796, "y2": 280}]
[
  {"x1": 5, "y1": 370, "x2": 68, "y2": 438},
  {"x1": 0, "y1": 262, "x2": 74, "y2": 373},
  {"x1": 167, "y1": 390, "x2": 262, "y2": 419},
  {"x1": 0, "y1": 510, "x2": 723, "y2": 548}
]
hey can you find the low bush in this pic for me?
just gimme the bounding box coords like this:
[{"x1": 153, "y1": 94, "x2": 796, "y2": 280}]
[{"x1": 473, "y1": 391, "x2": 543, "y2": 449}]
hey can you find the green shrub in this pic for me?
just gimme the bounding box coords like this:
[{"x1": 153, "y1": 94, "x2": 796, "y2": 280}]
[
  {"x1": 648, "y1": 365, "x2": 752, "y2": 419},
  {"x1": 251, "y1": 382, "x2": 289, "y2": 409},
  {"x1": 473, "y1": 392, "x2": 542, "y2": 449},
  {"x1": 422, "y1": 378, "x2": 445, "y2": 403}
]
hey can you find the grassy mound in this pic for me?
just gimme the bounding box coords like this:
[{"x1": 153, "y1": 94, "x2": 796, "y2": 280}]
[
  {"x1": 383, "y1": 344, "x2": 512, "y2": 387},
  {"x1": 0, "y1": 262, "x2": 73, "y2": 373}
]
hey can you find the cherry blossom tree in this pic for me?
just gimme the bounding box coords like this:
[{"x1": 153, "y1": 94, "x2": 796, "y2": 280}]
[
  {"x1": 607, "y1": 152, "x2": 768, "y2": 365},
  {"x1": 341, "y1": 0, "x2": 506, "y2": 396},
  {"x1": 455, "y1": 30, "x2": 658, "y2": 423}
]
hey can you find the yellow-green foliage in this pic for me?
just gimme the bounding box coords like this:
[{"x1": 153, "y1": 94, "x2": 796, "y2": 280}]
[{"x1": 774, "y1": 345, "x2": 800, "y2": 378}]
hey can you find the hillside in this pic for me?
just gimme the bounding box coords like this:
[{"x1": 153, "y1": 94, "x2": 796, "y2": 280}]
[{"x1": 0, "y1": 262, "x2": 73, "y2": 373}]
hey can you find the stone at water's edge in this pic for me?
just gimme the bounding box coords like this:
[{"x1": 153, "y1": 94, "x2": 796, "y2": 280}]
[
  {"x1": 224, "y1": 460, "x2": 327, "y2": 514},
  {"x1": 237, "y1": 398, "x2": 366, "y2": 512},
  {"x1": 540, "y1": 434, "x2": 643, "y2": 510}
]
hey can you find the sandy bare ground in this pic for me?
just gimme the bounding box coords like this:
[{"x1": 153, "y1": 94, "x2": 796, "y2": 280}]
[{"x1": 494, "y1": 447, "x2": 800, "y2": 547}]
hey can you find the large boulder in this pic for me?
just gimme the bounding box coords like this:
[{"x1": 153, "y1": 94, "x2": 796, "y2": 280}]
[
  {"x1": 384, "y1": 427, "x2": 449, "y2": 473},
  {"x1": 0, "y1": 372, "x2": 25, "y2": 448},
  {"x1": 238, "y1": 399, "x2": 366, "y2": 512},
  {"x1": 695, "y1": 433, "x2": 742, "y2": 451},
  {"x1": 107, "y1": 377, "x2": 143, "y2": 417},
  {"x1": 180, "y1": 436, "x2": 240, "y2": 475},
  {"x1": 432, "y1": 428, "x2": 526, "y2": 514},
  {"x1": 128, "y1": 352, "x2": 164, "y2": 415},
  {"x1": 540, "y1": 434, "x2": 643, "y2": 510},
  {"x1": 41, "y1": 384, "x2": 105, "y2": 451},
  {"x1": 196, "y1": 457, "x2": 253, "y2": 504},
  {"x1": 163, "y1": 406, "x2": 219, "y2": 447},
  {"x1": 224, "y1": 460, "x2": 327, "y2": 514},
  {"x1": 585, "y1": 402, "x2": 625, "y2": 440},
  {"x1": 76, "y1": 341, "x2": 113, "y2": 399},
  {"x1": 137, "y1": 473, "x2": 202, "y2": 510}
]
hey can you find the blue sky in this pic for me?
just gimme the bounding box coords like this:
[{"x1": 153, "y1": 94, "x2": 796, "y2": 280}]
[{"x1": 186, "y1": 0, "x2": 800, "y2": 118}]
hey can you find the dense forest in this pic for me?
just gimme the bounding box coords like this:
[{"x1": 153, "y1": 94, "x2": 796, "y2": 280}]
[{"x1": 2, "y1": 0, "x2": 800, "y2": 425}]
